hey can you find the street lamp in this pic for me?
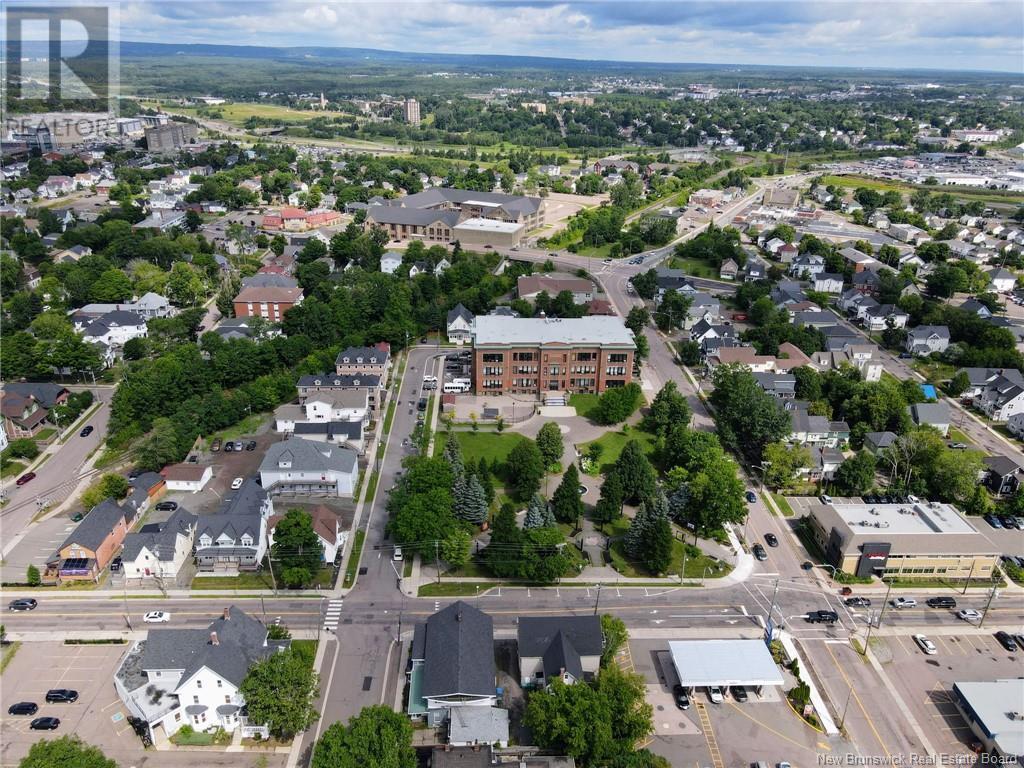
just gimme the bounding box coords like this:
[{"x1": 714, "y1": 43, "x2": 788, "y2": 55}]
[{"x1": 593, "y1": 583, "x2": 602, "y2": 616}]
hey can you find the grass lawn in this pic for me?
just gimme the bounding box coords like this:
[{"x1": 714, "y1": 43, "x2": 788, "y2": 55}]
[
  {"x1": 568, "y1": 393, "x2": 601, "y2": 419},
  {"x1": 0, "y1": 461, "x2": 26, "y2": 479},
  {"x1": 669, "y1": 256, "x2": 719, "y2": 280},
  {"x1": 573, "y1": 243, "x2": 615, "y2": 259},
  {"x1": 364, "y1": 470, "x2": 381, "y2": 503},
  {"x1": 343, "y1": 529, "x2": 366, "y2": 588},
  {"x1": 608, "y1": 538, "x2": 731, "y2": 579},
  {"x1": 292, "y1": 639, "x2": 317, "y2": 666},
  {"x1": 434, "y1": 431, "x2": 525, "y2": 465},
  {"x1": 418, "y1": 582, "x2": 501, "y2": 597},
  {"x1": 0, "y1": 641, "x2": 21, "y2": 675},
  {"x1": 208, "y1": 413, "x2": 267, "y2": 444},
  {"x1": 994, "y1": 424, "x2": 1020, "y2": 443},
  {"x1": 34, "y1": 428, "x2": 56, "y2": 441},
  {"x1": 579, "y1": 428, "x2": 658, "y2": 475},
  {"x1": 443, "y1": 558, "x2": 490, "y2": 578},
  {"x1": 171, "y1": 729, "x2": 231, "y2": 746},
  {"x1": 947, "y1": 427, "x2": 975, "y2": 446},
  {"x1": 820, "y1": 174, "x2": 1024, "y2": 207},
  {"x1": 383, "y1": 400, "x2": 397, "y2": 435},
  {"x1": 912, "y1": 359, "x2": 957, "y2": 384},
  {"x1": 191, "y1": 571, "x2": 275, "y2": 590},
  {"x1": 770, "y1": 493, "x2": 796, "y2": 518}
]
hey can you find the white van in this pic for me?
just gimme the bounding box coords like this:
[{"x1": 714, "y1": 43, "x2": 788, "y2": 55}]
[{"x1": 451, "y1": 378, "x2": 471, "y2": 388}]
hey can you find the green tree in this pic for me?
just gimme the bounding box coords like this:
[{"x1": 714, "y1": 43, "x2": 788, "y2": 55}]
[
  {"x1": 710, "y1": 364, "x2": 792, "y2": 462},
  {"x1": 443, "y1": 432, "x2": 465, "y2": 478},
  {"x1": 524, "y1": 494, "x2": 555, "y2": 529},
  {"x1": 525, "y1": 678, "x2": 614, "y2": 765},
  {"x1": 593, "y1": 471, "x2": 625, "y2": 527},
  {"x1": 80, "y1": 473, "x2": 130, "y2": 510},
  {"x1": 166, "y1": 262, "x2": 205, "y2": 307},
  {"x1": 624, "y1": 491, "x2": 673, "y2": 574},
  {"x1": 440, "y1": 529, "x2": 472, "y2": 570},
  {"x1": 832, "y1": 451, "x2": 878, "y2": 496},
  {"x1": 761, "y1": 442, "x2": 810, "y2": 489},
  {"x1": 18, "y1": 736, "x2": 116, "y2": 768},
  {"x1": 6, "y1": 438, "x2": 40, "y2": 460},
  {"x1": 455, "y1": 474, "x2": 489, "y2": 525},
  {"x1": 90, "y1": 268, "x2": 133, "y2": 302},
  {"x1": 625, "y1": 306, "x2": 650, "y2": 336},
  {"x1": 598, "y1": 664, "x2": 655, "y2": 745},
  {"x1": 947, "y1": 370, "x2": 971, "y2": 397},
  {"x1": 613, "y1": 441, "x2": 657, "y2": 506},
  {"x1": 600, "y1": 614, "x2": 628, "y2": 668},
  {"x1": 272, "y1": 509, "x2": 323, "y2": 588},
  {"x1": 26, "y1": 564, "x2": 41, "y2": 586},
  {"x1": 184, "y1": 209, "x2": 202, "y2": 232},
  {"x1": 594, "y1": 383, "x2": 643, "y2": 425},
  {"x1": 629, "y1": 269, "x2": 658, "y2": 300},
  {"x1": 311, "y1": 706, "x2": 415, "y2": 768},
  {"x1": 684, "y1": 454, "x2": 746, "y2": 536},
  {"x1": 551, "y1": 464, "x2": 584, "y2": 527},
  {"x1": 135, "y1": 416, "x2": 182, "y2": 471},
  {"x1": 642, "y1": 381, "x2": 691, "y2": 437},
  {"x1": 239, "y1": 647, "x2": 319, "y2": 739},
  {"x1": 506, "y1": 438, "x2": 545, "y2": 501},
  {"x1": 536, "y1": 421, "x2": 565, "y2": 466}
]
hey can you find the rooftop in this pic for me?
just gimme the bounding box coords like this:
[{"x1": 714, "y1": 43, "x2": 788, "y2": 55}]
[
  {"x1": 668, "y1": 639, "x2": 784, "y2": 687},
  {"x1": 473, "y1": 316, "x2": 634, "y2": 347},
  {"x1": 813, "y1": 500, "x2": 979, "y2": 536},
  {"x1": 453, "y1": 217, "x2": 524, "y2": 233},
  {"x1": 953, "y1": 679, "x2": 1024, "y2": 756}
]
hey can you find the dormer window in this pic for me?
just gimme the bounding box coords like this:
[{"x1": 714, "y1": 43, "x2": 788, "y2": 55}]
[
  {"x1": 241, "y1": 535, "x2": 252, "y2": 546},
  {"x1": 356, "y1": 357, "x2": 363, "y2": 363},
  {"x1": 313, "y1": 379, "x2": 321, "y2": 386},
  {"x1": 353, "y1": 380, "x2": 360, "y2": 386},
  {"x1": 342, "y1": 357, "x2": 350, "y2": 363}
]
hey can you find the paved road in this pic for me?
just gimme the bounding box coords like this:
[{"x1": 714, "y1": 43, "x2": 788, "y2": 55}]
[{"x1": 1, "y1": 387, "x2": 114, "y2": 560}]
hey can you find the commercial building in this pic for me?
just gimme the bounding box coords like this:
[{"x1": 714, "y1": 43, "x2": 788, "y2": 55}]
[
  {"x1": 805, "y1": 499, "x2": 999, "y2": 580},
  {"x1": 403, "y1": 98, "x2": 421, "y2": 125},
  {"x1": 667, "y1": 639, "x2": 784, "y2": 693},
  {"x1": 145, "y1": 122, "x2": 199, "y2": 153},
  {"x1": 952, "y1": 679, "x2": 1024, "y2": 759},
  {"x1": 452, "y1": 216, "x2": 526, "y2": 248},
  {"x1": 517, "y1": 275, "x2": 595, "y2": 304},
  {"x1": 471, "y1": 316, "x2": 636, "y2": 396}
]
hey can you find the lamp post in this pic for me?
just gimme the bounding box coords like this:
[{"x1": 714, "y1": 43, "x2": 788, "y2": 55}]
[{"x1": 593, "y1": 584, "x2": 602, "y2": 616}]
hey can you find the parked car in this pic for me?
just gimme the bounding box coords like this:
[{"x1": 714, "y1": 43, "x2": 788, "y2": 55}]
[
  {"x1": 417, "y1": 398, "x2": 427, "y2": 411},
  {"x1": 30, "y1": 717, "x2": 60, "y2": 730},
  {"x1": 957, "y1": 609, "x2": 981, "y2": 622},
  {"x1": 913, "y1": 634, "x2": 937, "y2": 655},
  {"x1": 187, "y1": 454, "x2": 199, "y2": 463},
  {"x1": 45, "y1": 689, "x2": 78, "y2": 703},
  {"x1": 79, "y1": 425, "x2": 94, "y2": 437},
  {"x1": 752, "y1": 544, "x2": 768, "y2": 561},
  {"x1": 224, "y1": 441, "x2": 235, "y2": 452},
  {"x1": 819, "y1": 494, "x2": 833, "y2": 504},
  {"x1": 233, "y1": 441, "x2": 244, "y2": 451},
  {"x1": 143, "y1": 611, "x2": 170, "y2": 623},
  {"x1": 950, "y1": 442, "x2": 968, "y2": 450},
  {"x1": 70, "y1": 510, "x2": 85, "y2": 521},
  {"x1": 764, "y1": 533, "x2": 778, "y2": 547},
  {"x1": 154, "y1": 501, "x2": 178, "y2": 512},
  {"x1": 745, "y1": 491, "x2": 757, "y2": 504},
  {"x1": 110, "y1": 557, "x2": 122, "y2": 573},
  {"x1": 730, "y1": 685, "x2": 749, "y2": 702},
  {"x1": 672, "y1": 684, "x2": 690, "y2": 710},
  {"x1": 707, "y1": 686, "x2": 724, "y2": 704},
  {"x1": 393, "y1": 547, "x2": 404, "y2": 562},
  {"x1": 8, "y1": 702, "x2": 38, "y2": 715},
  {"x1": 230, "y1": 477, "x2": 244, "y2": 490},
  {"x1": 8, "y1": 598, "x2": 37, "y2": 611},
  {"x1": 995, "y1": 631, "x2": 1019, "y2": 651},
  {"x1": 985, "y1": 515, "x2": 1003, "y2": 529},
  {"x1": 806, "y1": 610, "x2": 839, "y2": 624},
  {"x1": 891, "y1": 597, "x2": 917, "y2": 609},
  {"x1": 801, "y1": 561, "x2": 814, "y2": 571},
  {"x1": 15, "y1": 472, "x2": 36, "y2": 486},
  {"x1": 246, "y1": 441, "x2": 257, "y2": 451},
  {"x1": 845, "y1": 597, "x2": 871, "y2": 607},
  {"x1": 926, "y1": 596, "x2": 956, "y2": 609},
  {"x1": 210, "y1": 439, "x2": 222, "y2": 452}
]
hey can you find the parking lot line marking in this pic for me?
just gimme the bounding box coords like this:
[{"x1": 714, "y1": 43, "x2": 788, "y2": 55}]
[
  {"x1": 725, "y1": 701, "x2": 819, "y2": 753},
  {"x1": 823, "y1": 643, "x2": 894, "y2": 759},
  {"x1": 694, "y1": 702, "x2": 724, "y2": 768}
]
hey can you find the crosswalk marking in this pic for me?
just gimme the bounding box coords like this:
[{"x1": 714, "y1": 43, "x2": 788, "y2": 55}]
[{"x1": 323, "y1": 599, "x2": 344, "y2": 631}]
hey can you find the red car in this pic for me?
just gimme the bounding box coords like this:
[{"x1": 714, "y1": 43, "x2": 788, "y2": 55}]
[{"x1": 15, "y1": 472, "x2": 36, "y2": 486}]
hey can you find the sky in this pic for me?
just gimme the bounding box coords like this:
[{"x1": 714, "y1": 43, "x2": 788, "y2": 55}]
[{"x1": 114, "y1": 0, "x2": 1023, "y2": 72}]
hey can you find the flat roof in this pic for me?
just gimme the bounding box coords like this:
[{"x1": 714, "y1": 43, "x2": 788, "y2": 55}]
[
  {"x1": 453, "y1": 217, "x2": 524, "y2": 233},
  {"x1": 473, "y1": 315, "x2": 635, "y2": 347},
  {"x1": 819, "y1": 501, "x2": 977, "y2": 536},
  {"x1": 668, "y1": 639, "x2": 784, "y2": 688},
  {"x1": 954, "y1": 680, "x2": 1024, "y2": 756}
]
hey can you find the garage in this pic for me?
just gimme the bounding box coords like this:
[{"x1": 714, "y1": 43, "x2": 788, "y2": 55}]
[
  {"x1": 161, "y1": 463, "x2": 212, "y2": 492},
  {"x1": 668, "y1": 639, "x2": 784, "y2": 694}
]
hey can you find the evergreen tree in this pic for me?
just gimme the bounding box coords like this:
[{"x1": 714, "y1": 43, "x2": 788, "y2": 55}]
[
  {"x1": 614, "y1": 441, "x2": 658, "y2": 506},
  {"x1": 475, "y1": 458, "x2": 496, "y2": 506},
  {"x1": 443, "y1": 432, "x2": 465, "y2": 478},
  {"x1": 551, "y1": 464, "x2": 584, "y2": 527},
  {"x1": 592, "y1": 471, "x2": 625, "y2": 526},
  {"x1": 524, "y1": 494, "x2": 554, "y2": 529},
  {"x1": 535, "y1": 422, "x2": 564, "y2": 466},
  {"x1": 459, "y1": 475, "x2": 489, "y2": 525},
  {"x1": 667, "y1": 483, "x2": 690, "y2": 524},
  {"x1": 625, "y1": 491, "x2": 674, "y2": 575},
  {"x1": 485, "y1": 503, "x2": 523, "y2": 578}
]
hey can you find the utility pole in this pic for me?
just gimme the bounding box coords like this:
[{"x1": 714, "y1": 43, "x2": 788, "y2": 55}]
[
  {"x1": 978, "y1": 584, "x2": 998, "y2": 629},
  {"x1": 873, "y1": 579, "x2": 893, "y2": 630},
  {"x1": 839, "y1": 682, "x2": 854, "y2": 730},
  {"x1": 861, "y1": 610, "x2": 875, "y2": 656},
  {"x1": 679, "y1": 546, "x2": 687, "y2": 584},
  {"x1": 593, "y1": 583, "x2": 602, "y2": 615},
  {"x1": 434, "y1": 541, "x2": 441, "y2": 584},
  {"x1": 766, "y1": 578, "x2": 780, "y2": 632},
  {"x1": 266, "y1": 553, "x2": 278, "y2": 595},
  {"x1": 962, "y1": 559, "x2": 976, "y2": 595}
]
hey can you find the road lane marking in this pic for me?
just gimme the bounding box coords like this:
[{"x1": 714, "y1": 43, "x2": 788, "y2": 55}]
[{"x1": 823, "y1": 643, "x2": 894, "y2": 758}]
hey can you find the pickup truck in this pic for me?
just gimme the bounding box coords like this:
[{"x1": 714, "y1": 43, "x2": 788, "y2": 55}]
[{"x1": 805, "y1": 610, "x2": 839, "y2": 624}]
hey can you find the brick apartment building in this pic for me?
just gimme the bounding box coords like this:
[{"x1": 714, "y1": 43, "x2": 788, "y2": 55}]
[
  {"x1": 232, "y1": 285, "x2": 304, "y2": 321},
  {"x1": 471, "y1": 316, "x2": 636, "y2": 396}
]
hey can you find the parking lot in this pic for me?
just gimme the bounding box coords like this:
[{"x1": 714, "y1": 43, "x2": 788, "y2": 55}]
[
  {"x1": 0, "y1": 641, "x2": 139, "y2": 765},
  {"x1": 872, "y1": 631, "x2": 1023, "y2": 756},
  {"x1": 628, "y1": 638, "x2": 836, "y2": 768}
]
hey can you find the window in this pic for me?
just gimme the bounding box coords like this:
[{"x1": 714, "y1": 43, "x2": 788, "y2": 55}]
[
  {"x1": 193, "y1": 696, "x2": 199, "y2": 704},
  {"x1": 196, "y1": 680, "x2": 202, "y2": 689},
  {"x1": 155, "y1": 671, "x2": 161, "y2": 678},
  {"x1": 225, "y1": 695, "x2": 231, "y2": 703},
  {"x1": 608, "y1": 353, "x2": 627, "y2": 363},
  {"x1": 216, "y1": 679, "x2": 222, "y2": 688},
  {"x1": 482, "y1": 353, "x2": 504, "y2": 363},
  {"x1": 174, "y1": 713, "x2": 181, "y2": 722}
]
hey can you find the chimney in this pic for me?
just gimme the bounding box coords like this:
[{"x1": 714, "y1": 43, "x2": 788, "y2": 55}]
[
  {"x1": 223, "y1": 607, "x2": 230, "y2": 620},
  {"x1": 456, "y1": 609, "x2": 463, "y2": 622},
  {"x1": 210, "y1": 631, "x2": 219, "y2": 646}
]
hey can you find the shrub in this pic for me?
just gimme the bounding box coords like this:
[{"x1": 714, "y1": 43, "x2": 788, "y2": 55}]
[
  {"x1": 26, "y1": 564, "x2": 41, "y2": 587},
  {"x1": 7, "y1": 439, "x2": 40, "y2": 460}
]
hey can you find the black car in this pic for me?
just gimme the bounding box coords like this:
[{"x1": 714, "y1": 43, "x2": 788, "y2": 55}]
[
  {"x1": 154, "y1": 501, "x2": 178, "y2": 512},
  {"x1": 246, "y1": 440, "x2": 257, "y2": 451},
  {"x1": 764, "y1": 533, "x2": 779, "y2": 547},
  {"x1": 30, "y1": 717, "x2": 60, "y2": 730},
  {"x1": 45, "y1": 689, "x2": 79, "y2": 703},
  {"x1": 224, "y1": 441, "x2": 235, "y2": 452},
  {"x1": 9, "y1": 702, "x2": 38, "y2": 715},
  {"x1": 79, "y1": 425, "x2": 94, "y2": 437},
  {"x1": 845, "y1": 597, "x2": 872, "y2": 607},
  {"x1": 801, "y1": 561, "x2": 814, "y2": 571},
  {"x1": 752, "y1": 544, "x2": 768, "y2": 561},
  {"x1": 730, "y1": 685, "x2": 748, "y2": 702},
  {"x1": 672, "y1": 684, "x2": 690, "y2": 710},
  {"x1": 926, "y1": 596, "x2": 957, "y2": 609},
  {"x1": 417, "y1": 398, "x2": 427, "y2": 411},
  {"x1": 8, "y1": 598, "x2": 37, "y2": 611},
  {"x1": 806, "y1": 610, "x2": 839, "y2": 624},
  {"x1": 110, "y1": 557, "x2": 122, "y2": 573},
  {"x1": 995, "y1": 631, "x2": 1019, "y2": 652},
  {"x1": 745, "y1": 491, "x2": 757, "y2": 504}
]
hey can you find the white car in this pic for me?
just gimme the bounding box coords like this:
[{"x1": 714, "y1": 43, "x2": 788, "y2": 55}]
[
  {"x1": 957, "y1": 609, "x2": 982, "y2": 622},
  {"x1": 913, "y1": 634, "x2": 937, "y2": 655},
  {"x1": 707, "y1": 685, "x2": 724, "y2": 704},
  {"x1": 143, "y1": 611, "x2": 170, "y2": 623},
  {"x1": 230, "y1": 477, "x2": 244, "y2": 490},
  {"x1": 423, "y1": 375, "x2": 437, "y2": 383},
  {"x1": 393, "y1": 547, "x2": 403, "y2": 562},
  {"x1": 891, "y1": 597, "x2": 917, "y2": 609}
]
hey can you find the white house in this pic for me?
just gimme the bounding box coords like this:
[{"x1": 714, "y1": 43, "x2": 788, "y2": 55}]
[
  {"x1": 258, "y1": 438, "x2": 359, "y2": 498},
  {"x1": 267, "y1": 505, "x2": 347, "y2": 564},
  {"x1": 446, "y1": 303, "x2": 475, "y2": 344},
  {"x1": 161, "y1": 463, "x2": 213, "y2": 493},
  {"x1": 303, "y1": 389, "x2": 370, "y2": 424},
  {"x1": 976, "y1": 374, "x2": 1024, "y2": 422},
  {"x1": 80, "y1": 310, "x2": 148, "y2": 348},
  {"x1": 1007, "y1": 411, "x2": 1024, "y2": 439},
  {"x1": 114, "y1": 606, "x2": 279, "y2": 739},
  {"x1": 905, "y1": 325, "x2": 950, "y2": 356},
  {"x1": 987, "y1": 267, "x2": 1016, "y2": 293},
  {"x1": 120, "y1": 508, "x2": 196, "y2": 581},
  {"x1": 813, "y1": 273, "x2": 845, "y2": 294},
  {"x1": 194, "y1": 481, "x2": 273, "y2": 574},
  {"x1": 381, "y1": 251, "x2": 403, "y2": 275}
]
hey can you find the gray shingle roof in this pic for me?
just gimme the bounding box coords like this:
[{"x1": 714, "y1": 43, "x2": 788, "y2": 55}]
[
  {"x1": 260, "y1": 438, "x2": 357, "y2": 475},
  {"x1": 420, "y1": 601, "x2": 495, "y2": 699},
  {"x1": 121, "y1": 507, "x2": 196, "y2": 562},
  {"x1": 519, "y1": 615, "x2": 602, "y2": 680},
  {"x1": 335, "y1": 346, "x2": 389, "y2": 366},
  {"x1": 297, "y1": 373, "x2": 381, "y2": 389},
  {"x1": 240, "y1": 273, "x2": 298, "y2": 289},
  {"x1": 1, "y1": 382, "x2": 68, "y2": 408},
  {"x1": 447, "y1": 303, "x2": 474, "y2": 325},
  {"x1": 57, "y1": 498, "x2": 125, "y2": 555}
]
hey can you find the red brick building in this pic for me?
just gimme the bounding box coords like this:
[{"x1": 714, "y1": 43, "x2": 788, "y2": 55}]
[
  {"x1": 233, "y1": 286, "x2": 304, "y2": 322},
  {"x1": 471, "y1": 316, "x2": 636, "y2": 397}
]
